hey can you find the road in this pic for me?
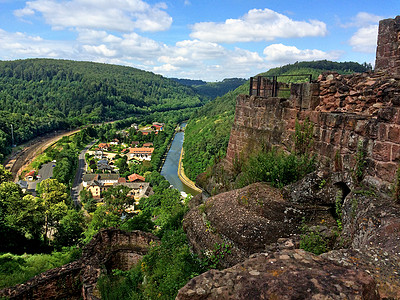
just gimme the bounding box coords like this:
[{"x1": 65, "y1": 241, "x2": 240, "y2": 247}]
[
  {"x1": 71, "y1": 140, "x2": 97, "y2": 207},
  {"x1": 27, "y1": 162, "x2": 55, "y2": 195}
]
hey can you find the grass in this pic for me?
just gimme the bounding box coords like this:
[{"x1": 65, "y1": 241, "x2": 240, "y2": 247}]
[{"x1": 0, "y1": 248, "x2": 81, "y2": 289}]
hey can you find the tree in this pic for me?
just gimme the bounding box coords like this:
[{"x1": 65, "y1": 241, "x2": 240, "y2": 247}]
[
  {"x1": 0, "y1": 165, "x2": 12, "y2": 184},
  {"x1": 53, "y1": 209, "x2": 85, "y2": 249},
  {"x1": 0, "y1": 183, "x2": 44, "y2": 245},
  {"x1": 39, "y1": 179, "x2": 69, "y2": 244}
]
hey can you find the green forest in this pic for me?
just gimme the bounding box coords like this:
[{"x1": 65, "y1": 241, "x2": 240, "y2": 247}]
[
  {"x1": 0, "y1": 58, "x2": 205, "y2": 161},
  {"x1": 171, "y1": 77, "x2": 247, "y2": 99},
  {"x1": 182, "y1": 60, "x2": 371, "y2": 181}
]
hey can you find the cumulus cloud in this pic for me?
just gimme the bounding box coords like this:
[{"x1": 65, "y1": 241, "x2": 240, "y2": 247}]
[
  {"x1": 341, "y1": 12, "x2": 382, "y2": 28},
  {"x1": 263, "y1": 44, "x2": 341, "y2": 64},
  {"x1": 14, "y1": 0, "x2": 172, "y2": 32},
  {"x1": 349, "y1": 25, "x2": 378, "y2": 53},
  {"x1": 345, "y1": 12, "x2": 380, "y2": 53},
  {"x1": 190, "y1": 8, "x2": 327, "y2": 43},
  {"x1": 0, "y1": 29, "x2": 74, "y2": 58}
]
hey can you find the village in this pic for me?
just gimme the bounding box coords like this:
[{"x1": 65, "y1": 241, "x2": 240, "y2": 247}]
[{"x1": 16, "y1": 122, "x2": 167, "y2": 213}]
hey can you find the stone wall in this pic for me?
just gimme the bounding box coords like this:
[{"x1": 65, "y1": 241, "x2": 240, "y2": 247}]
[
  {"x1": 226, "y1": 71, "x2": 400, "y2": 190},
  {"x1": 375, "y1": 15, "x2": 400, "y2": 76},
  {"x1": 0, "y1": 228, "x2": 159, "y2": 300}
]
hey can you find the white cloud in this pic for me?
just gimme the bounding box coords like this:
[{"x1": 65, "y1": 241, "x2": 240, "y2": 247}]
[
  {"x1": 0, "y1": 29, "x2": 75, "y2": 58},
  {"x1": 14, "y1": 0, "x2": 172, "y2": 32},
  {"x1": 82, "y1": 44, "x2": 116, "y2": 57},
  {"x1": 344, "y1": 12, "x2": 380, "y2": 53},
  {"x1": 263, "y1": 44, "x2": 341, "y2": 64},
  {"x1": 190, "y1": 8, "x2": 327, "y2": 43},
  {"x1": 342, "y1": 12, "x2": 382, "y2": 28},
  {"x1": 349, "y1": 25, "x2": 378, "y2": 53}
]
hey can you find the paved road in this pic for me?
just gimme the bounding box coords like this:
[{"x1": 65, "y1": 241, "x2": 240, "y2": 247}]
[
  {"x1": 71, "y1": 140, "x2": 97, "y2": 207},
  {"x1": 27, "y1": 162, "x2": 55, "y2": 195}
]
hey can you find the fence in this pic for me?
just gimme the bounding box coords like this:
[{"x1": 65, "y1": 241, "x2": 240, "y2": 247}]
[{"x1": 249, "y1": 74, "x2": 312, "y2": 98}]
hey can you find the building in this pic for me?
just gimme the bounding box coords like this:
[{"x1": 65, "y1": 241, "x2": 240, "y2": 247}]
[
  {"x1": 24, "y1": 170, "x2": 35, "y2": 181},
  {"x1": 97, "y1": 159, "x2": 113, "y2": 172},
  {"x1": 143, "y1": 142, "x2": 153, "y2": 147},
  {"x1": 98, "y1": 143, "x2": 110, "y2": 151},
  {"x1": 128, "y1": 173, "x2": 145, "y2": 182},
  {"x1": 128, "y1": 147, "x2": 154, "y2": 161},
  {"x1": 82, "y1": 173, "x2": 152, "y2": 200}
]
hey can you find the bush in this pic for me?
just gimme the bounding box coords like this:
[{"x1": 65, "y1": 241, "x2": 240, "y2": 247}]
[{"x1": 236, "y1": 148, "x2": 315, "y2": 189}]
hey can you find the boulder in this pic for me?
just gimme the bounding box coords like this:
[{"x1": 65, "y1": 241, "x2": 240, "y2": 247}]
[
  {"x1": 177, "y1": 249, "x2": 379, "y2": 300},
  {"x1": 183, "y1": 182, "x2": 336, "y2": 268}
]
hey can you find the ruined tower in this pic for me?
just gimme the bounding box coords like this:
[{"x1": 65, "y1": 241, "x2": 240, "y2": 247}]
[{"x1": 375, "y1": 15, "x2": 400, "y2": 75}]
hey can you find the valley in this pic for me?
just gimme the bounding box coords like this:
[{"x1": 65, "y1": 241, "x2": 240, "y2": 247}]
[{"x1": 1, "y1": 14, "x2": 400, "y2": 300}]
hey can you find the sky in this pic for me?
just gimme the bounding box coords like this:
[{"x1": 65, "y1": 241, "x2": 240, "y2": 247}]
[{"x1": 0, "y1": 0, "x2": 398, "y2": 81}]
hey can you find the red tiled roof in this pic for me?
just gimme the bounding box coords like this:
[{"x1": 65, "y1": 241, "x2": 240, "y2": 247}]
[
  {"x1": 129, "y1": 147, "x2": 154, "y2": 154},
  {"x1": 25, "y1": 170, "x2": 35, "y2": 177},
  {"x1": 128, "y1": 173, "x2": 145, "y2": 182}
]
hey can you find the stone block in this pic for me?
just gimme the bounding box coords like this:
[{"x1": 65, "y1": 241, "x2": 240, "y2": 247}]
[
  {"x1": 388, "y1": 125, "x2": 400, "y2": 143},
  {"x1": 373, "y1": 141, "x2": 392, "y2": 162},
  {"x1": 392, "y1": 144, "x2": 400, "y2": 162},
  {"x1": 375, "y1": 161, "x2": 398, "y2": 183}
]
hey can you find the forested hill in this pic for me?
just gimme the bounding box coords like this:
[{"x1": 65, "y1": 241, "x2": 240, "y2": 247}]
[
  {"x1": 171, "y1": 77, "x2": 247, "y2": 99},
  {"x1": 0, "y1": 58, "x2": 204, "y2": 160},
  {"x1": 183, "y1": 60, "x2": 371, "y2": 181}
]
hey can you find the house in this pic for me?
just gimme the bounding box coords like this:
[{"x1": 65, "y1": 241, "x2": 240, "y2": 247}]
[
  {"x1": 131, "y1": 141, "x2": 139, "y2": 147},
  {"x1": 82, "y1": 174, "x2": 120, "y2": 199},
  {"x1": 94, "y1": 150, "x2": 104, "y2": 159},
  {"x1": 98, "y1": 143, "x2": 110, "y2": 151},
  {"x1": 97, "y1": 159, "x2": 113, "y2": 172},
  {"x1": 25, "y1": 170, "x2": 35, "y2": 181},
  {"x1": 143, "y1": 142, "x2": 153, "y2": 147},
  {"x1": 110, "y1": 139, "x2": 119, "y2": 145},
  {"x1": 128, "y1": 173, "x2": 145, "y2": 182},
  {"x1": 139, "y1": 130, "x2": 153, "y2": 136},
  {"x1": 152, "y1": 123, "x2": 163, "y2": 131},
  {"x1": 128, "y1": 147, "x2": 154, "y2": 161},
  {"x1": 82, "y1": 173, "x2": 152, "y2": 200},
  {"x1": 112, "y1": 181, "x2": 153, "y2": 200}
]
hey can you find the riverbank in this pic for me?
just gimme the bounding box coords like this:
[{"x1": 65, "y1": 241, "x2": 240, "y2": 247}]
[{"x1": 178, "y1": 149, "x2": 202, "y2": 194}]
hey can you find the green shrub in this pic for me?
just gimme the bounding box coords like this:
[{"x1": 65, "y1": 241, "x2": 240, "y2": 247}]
[
  {"x1": 236, "y1": 148, "x2": 315, "y2": 189},
  {"x1": 0, "y1": 247, "x2": 81, "y2": 289},
  {"x1": 299, "y1": 225, "x2": 328, "y2": 255}
]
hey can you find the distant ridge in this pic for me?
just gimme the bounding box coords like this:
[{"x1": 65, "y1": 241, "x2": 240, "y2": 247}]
[{"x1": 0, "y1": 58, "x2": 204, "y2": 160}]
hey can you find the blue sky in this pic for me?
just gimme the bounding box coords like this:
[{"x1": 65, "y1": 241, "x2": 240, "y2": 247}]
[{"x1": 0, "y1": 0, "x2": 398, "y2": 81}]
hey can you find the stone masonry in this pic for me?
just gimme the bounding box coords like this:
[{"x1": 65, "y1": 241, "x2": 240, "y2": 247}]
[
  {"x1": 0, "y1": 228, "x2": 159, "y2": 300},
  {"x1": 226, "y1": 16, "x2": 400, "y2": 191},
  {"x1": 375, "y1": 15, "x2": 400, "y2": 76}
]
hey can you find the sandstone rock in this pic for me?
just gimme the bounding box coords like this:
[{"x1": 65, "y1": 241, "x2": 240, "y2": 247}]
[
  {"x1": 177, "y1": 249, "x2": 379, "y2": 300},
  {"x1": 183, "y1": 183, "x2": 336, "y2": 268}
]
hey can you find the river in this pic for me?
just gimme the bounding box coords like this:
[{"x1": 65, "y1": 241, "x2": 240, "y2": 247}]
[{"x1": 161, "y1": 124, "x2": 200, "y2": 196}]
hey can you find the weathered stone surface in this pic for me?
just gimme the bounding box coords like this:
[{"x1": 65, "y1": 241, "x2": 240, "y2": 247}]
[
  {"x1": 0, "y1": 228, "x2": 159, "y2": 300},
  {"x1": 177, "y1": 249, "x2": 379, "y2": 300},
  {"x1": 183, "y1": 182, "x2": 335, "y2": 268}
]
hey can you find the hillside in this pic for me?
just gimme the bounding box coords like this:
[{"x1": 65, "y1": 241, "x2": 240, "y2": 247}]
[
  {"x1": 183, "y1": 60, "x2": 371, "y2": 181},
  {"x1": 0, "y1": 59, "x2": 204, "y2": 160},
  {"x1": 171, "y1": 77, "x2": 247, "y2": 99}
]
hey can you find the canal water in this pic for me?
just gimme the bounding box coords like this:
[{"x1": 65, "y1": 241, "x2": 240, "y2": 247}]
[{"x1": 161, "y1": 124, "x2": 199, "y2": 196}]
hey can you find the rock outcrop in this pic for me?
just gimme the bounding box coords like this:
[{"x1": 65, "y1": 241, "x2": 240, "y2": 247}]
[
  {"x1": 184, "y1": 182, "x2": 336, "y2": 268},
  {"x1": 0, "y1": 228, "x2": 159, "y2": 300},
  {"x1": 177, "y1": 249, "x2": 379, "y2": 300}
]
